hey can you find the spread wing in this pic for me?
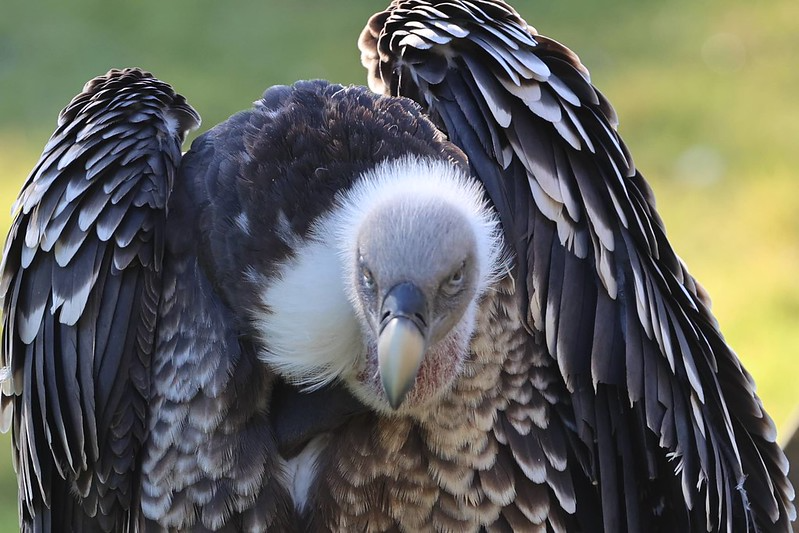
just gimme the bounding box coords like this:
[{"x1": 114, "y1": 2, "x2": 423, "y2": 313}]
[
  {"x1": 0, "y1": 68, "x2": 199, "y2": 531},
  {"x1": 360, "y1": 1, "x2": 795, "y2": 530}
]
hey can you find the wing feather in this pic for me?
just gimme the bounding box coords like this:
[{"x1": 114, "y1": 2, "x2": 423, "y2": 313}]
[
  {"x1": 361, "y1": 1, "x2": 794, "y2": 530},
  {"x1": 0, "y1": 68, "x2": 199, "y2": 531}
]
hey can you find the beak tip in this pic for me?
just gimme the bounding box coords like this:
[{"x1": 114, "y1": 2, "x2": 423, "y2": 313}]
[
  {"x1": 382, "y1": 379, "x2": 410, "y2": 410},
  {"x1": 386, "y1": 394, "x2": 404, "y2": 411}
]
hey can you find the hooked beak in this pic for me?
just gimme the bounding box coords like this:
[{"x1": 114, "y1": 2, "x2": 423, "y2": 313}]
[{"x1": 377, "y1": 282, "x2": 429, "y2": 409}]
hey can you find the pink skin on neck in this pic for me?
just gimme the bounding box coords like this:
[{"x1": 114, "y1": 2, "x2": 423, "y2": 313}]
[{"x1": 357, "y1": 328, "x2": 470, "y2": 411}]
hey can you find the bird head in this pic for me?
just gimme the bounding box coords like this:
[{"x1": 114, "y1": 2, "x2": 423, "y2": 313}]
[
  {"x1": 254, "y1": 156, "x2": 504, "y2": 415},
  {"x1": 332, "y1": 156, "x2": 504, "y2": 412}
]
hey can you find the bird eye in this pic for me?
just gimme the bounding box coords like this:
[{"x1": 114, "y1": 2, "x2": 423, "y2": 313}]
[
  {"x1": 361, "y1": 266, "x2": 375, "y2": 289},
  {"x1": 443, "y1": 263, "x2": 465, "y2": 295}
]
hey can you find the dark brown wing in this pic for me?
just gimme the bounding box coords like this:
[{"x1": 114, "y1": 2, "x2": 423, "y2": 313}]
[
  {"x1": 0, "y1": 68, "x2": 199, "y2": 532},
  {"x1": 360, "y1": 1, "x2": 795, "y2": 531}
]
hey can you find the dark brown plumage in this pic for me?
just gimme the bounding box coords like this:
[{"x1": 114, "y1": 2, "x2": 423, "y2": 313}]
[{"x1": 0, "y1": 2, "x2": 794, "y2": 532}]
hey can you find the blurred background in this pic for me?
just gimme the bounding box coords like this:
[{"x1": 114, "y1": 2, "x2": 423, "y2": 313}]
[{"x1": 0, "y1": 0, "x2": 797, "y2": 529}]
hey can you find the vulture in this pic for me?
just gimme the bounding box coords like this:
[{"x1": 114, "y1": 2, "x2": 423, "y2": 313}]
[{"x1": 0, "y1": 0, "x2": 794, "y2": 531}]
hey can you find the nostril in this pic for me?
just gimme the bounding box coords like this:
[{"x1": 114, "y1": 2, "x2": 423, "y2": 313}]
[{"x1": 381, "y1": 282, "x2": 428, "y2": 332}]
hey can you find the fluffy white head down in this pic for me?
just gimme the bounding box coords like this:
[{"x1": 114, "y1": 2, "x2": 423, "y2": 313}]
[
  {"x1": 332, "y1": 156, "x2": 505, "y2": 299},
  {"x1": 253, "y1": 156, "x2": 505, "y2": 392},
  {"x1": 252, "y1": 236, "x2": 364, "y2": 391}
]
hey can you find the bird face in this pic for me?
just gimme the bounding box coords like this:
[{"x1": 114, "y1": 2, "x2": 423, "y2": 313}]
[
  {"x1": 352, "y1": 197, "x2": 483, "y2": 410},
  {"x1": 335, "y1": 157, "x2": 504, "y2": 413},
  {"x1": 253, "y1": 156, "x2": 503, "y2": 416}
]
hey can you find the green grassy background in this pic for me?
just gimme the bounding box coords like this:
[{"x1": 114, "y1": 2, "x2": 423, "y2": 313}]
[{"x1": 0, "y1": 0, "x2": 797, "y2": 529}]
